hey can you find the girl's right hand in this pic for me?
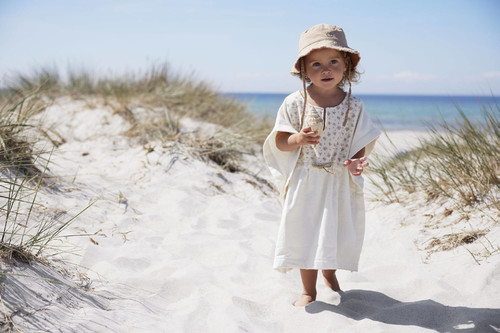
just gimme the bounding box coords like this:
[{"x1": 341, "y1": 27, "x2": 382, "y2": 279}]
[
  {"x1": 276, "y1": 128, "x2": 320, "y2": 152},
  {"x1": 294, "y1": 126, "x2": 321, "y2": 146}
]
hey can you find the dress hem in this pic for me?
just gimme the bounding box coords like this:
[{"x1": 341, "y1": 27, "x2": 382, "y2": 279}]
[{"x1": 273, "y1": 258, "x2": 359, "y2": 273}]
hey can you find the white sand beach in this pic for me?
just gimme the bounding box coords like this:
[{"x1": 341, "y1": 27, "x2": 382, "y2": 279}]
[{"x1": 1, "y1": 98, "x2": 499, "y2": 332}]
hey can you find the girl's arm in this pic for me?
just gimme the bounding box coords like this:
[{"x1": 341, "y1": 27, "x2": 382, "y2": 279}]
[{"x1": 276, "y1": 127, "x2": 320, "y2": 152}]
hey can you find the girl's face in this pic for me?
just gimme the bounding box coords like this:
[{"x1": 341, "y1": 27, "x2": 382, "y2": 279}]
[{"x1": 304, "y1": 48, "x2": 347, "y2": 91}]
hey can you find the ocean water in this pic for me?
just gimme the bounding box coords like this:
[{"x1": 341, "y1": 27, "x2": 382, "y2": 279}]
[{"x1": 225, "y1": 92, "x2": 498, "y2": 131}]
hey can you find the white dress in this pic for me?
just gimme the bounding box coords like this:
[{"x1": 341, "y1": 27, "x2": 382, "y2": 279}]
[{"x1": 263, "y1": 91, "x2": 380, "y2": 273}]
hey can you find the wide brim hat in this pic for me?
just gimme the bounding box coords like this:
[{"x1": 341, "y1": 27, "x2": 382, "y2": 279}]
[{"x1": 291, "y1": 24, "x2": 360, "y2": 75}]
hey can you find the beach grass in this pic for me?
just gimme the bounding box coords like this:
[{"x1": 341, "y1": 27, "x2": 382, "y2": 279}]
[
  {"x1": 0, "y1": 149, "x2": 82, "y2": 263},
  {"x1": 1, "y1": 87, "x2": 48, "y2": 261},
  {"x1": 367, "y1": 102, "x2": 499, "y2": 257},
  {"x1": 368, "y1": 103, "x2": 499, "y2": 209},
  {"x1": 0, "y1": 87, "x2": 92, "y2": 263},
  {"x1": 0, "y1": 89, "x2": 49, "y2": 178},
  {"x1": 3, "y1": 64, "x2": 272, "y2": 170}
]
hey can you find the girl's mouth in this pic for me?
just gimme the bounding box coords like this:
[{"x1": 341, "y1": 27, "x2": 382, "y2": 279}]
[{"x1": 321, "y1": 78, "x2": 333, "y2": 82}]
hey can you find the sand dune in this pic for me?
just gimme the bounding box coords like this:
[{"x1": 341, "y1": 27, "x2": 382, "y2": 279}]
[{"x1": 1, "y1": 99, "x2": 499, "y2": 332}]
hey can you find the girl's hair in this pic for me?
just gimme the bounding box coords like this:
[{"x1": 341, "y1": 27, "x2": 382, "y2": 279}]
[{"x1": 297, "y1": 51, "x2": 361, "y2": 127}]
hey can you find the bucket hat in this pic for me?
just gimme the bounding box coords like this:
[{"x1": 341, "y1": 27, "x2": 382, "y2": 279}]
[{"x1": 291, "y1": 24, "x2": 360, "y2": 75}]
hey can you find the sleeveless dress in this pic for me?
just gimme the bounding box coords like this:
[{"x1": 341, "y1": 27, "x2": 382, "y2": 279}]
[{"x1": 263, "y1": 91, "x2": 380, "y2": 272}]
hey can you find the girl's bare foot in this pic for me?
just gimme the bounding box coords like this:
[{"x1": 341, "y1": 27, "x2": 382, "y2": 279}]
[
  {"x1": 293, "y1": 293, "x2": 316, "y2": 307},
  {"x1": 294, "y1": 269, "x2": 318, "y2": 306},
  {"x1": 322, "y1": 269, "x2": 341, "y2": 291}
]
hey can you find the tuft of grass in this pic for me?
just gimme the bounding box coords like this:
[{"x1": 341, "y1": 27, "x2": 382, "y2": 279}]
[
  {"x1": 420, "y1": 230, "x2": 499, "y2": 264},
  {"x1": 4, "y1": 68, "x2": 60, "y2": 99},
  {"x1": 3, "y1": 63, "x2": 273, "y2": 171},
  {"x1": 5, "y1": 64, "x2": 258, "y2": 130},
  {"x1": 0, "y1": 90, "x2": 91, "y2": 263},
  {"x1": 188, "y1": 135, "x2": 246, "y2": 173},
  {"x1": 424, "y1": 231, "x2": 487, "y2": 252},
  {"x1": 0, "y1": 90, "x2": 49, "y2": 179},
  {"x1": 368, "y1": 102, "x2": 499, "y2": 212},
  {"x1": 367, "y1": 101, "x2": 499, "y2": 260},
  {"x1": 0, "y1": 293, "x2": 16, "y2": 333},
  {"x1": 0, "y1": 154, "x2": 95, "y2": 263}
]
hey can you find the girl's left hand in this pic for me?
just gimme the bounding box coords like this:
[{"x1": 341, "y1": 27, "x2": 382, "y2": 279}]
[{"x1": 343, "y1": 156, "x2": 369, "y2": 176}]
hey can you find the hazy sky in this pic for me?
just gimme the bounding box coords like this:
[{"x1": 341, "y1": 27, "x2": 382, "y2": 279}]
[{"x1": 1, "y1": 0, "x2": 499, "y2": 95}]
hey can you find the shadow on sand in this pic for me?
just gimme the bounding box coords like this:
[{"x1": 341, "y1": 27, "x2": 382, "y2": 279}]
[{"x1": 306, "y1": 289, "x2": 500, "y2": 332}]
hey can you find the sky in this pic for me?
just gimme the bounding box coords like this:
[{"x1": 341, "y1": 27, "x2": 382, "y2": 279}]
[{"x1": 1, "y1": 0, "x2": 499, "y2": 95}]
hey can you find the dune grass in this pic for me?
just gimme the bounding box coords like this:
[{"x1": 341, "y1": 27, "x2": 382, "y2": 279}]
[
  {"x1": 367, "y1": 102, "x2": 499, "y2": 258},
  {"x1": 3, "y1": 63, "x2": 272, "y2": 171},
  {"x1": 368, "y1": 103, "x2": 499, "y2": 211},
  {"x1": 0, "y1": 89, "x2": 48, "y2": 178},
  {"x1": 0, "y1": 157, "x2": 93, "y2": 264},
  {"x1": 0, "y1": 89, "x2": 99, "y2": 263},
  {"x1": 5, "y1": 64, "x2": 271, "y2": 135}
]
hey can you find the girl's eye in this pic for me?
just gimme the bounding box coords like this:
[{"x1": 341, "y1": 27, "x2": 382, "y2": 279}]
[
  {"x1": 312, "y1": 62, "x2": 321, "y2": 67},
  {"x1": 330, "y1": 60, "x2": 338, "y2": 64}
]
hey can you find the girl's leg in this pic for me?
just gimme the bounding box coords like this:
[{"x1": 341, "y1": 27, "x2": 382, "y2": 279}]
[
  {"x1": 322, "y1": 269, "x2": 341, "y2": 291},
  {"x1": 294, "y1": 269, "x2": 318, "y2": 306}
]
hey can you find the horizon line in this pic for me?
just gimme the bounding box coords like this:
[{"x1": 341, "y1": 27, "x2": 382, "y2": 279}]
[{"x1": 222, "y1": 91, "x2": 500, "y2": 98}]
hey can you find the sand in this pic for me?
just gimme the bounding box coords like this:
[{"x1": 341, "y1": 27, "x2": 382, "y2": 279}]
[{"x1": 1, "y1": 98, "x2": 499, "y2": 332}]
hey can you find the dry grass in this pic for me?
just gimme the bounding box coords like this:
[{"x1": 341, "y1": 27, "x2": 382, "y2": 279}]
[
  {"x1": 0, "y1": 89, "x2": 49, "y2": 179},
  {"x1": 0, "y1": 148, "x2": 95, "y2": 263},
  {"x1": 420, "y1": 230, "x2": 498, "y2": 264},
  {"x1": 0, "y1": 294, "x2": 16, "y2": 333},
  {"x1": 1, "y1": 91, "x2": 98, "y2": 259},
  {"x1": 368, "y1": 103, "x2": 499, "y2": 212},
  {"x1": 424, "y1": 231, "x2": 487, "y2": 253},
  {"x1": 367, "y1": 102, "x2": 499, "y2": 259},
  {"x1": 0, "y1": 86, "x2": 93, "y2": 264},
  {"x1": 3, "y1": 63, "x2": 272, "y2": 170}
]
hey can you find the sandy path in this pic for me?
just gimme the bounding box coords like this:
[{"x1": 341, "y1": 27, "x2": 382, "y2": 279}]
[{"x1": 2, "y1": 100, "x2": 499, "y2": 332}]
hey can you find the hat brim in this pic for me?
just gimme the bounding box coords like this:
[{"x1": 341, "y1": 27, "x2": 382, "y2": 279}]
[{"x1": 290, "y1": 42, "x2": 360, "y2": 75}]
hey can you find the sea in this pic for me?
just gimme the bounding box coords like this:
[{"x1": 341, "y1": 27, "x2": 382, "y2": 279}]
[{"x1": 224, "y1": 92, "x2": 498, "y2": 131}]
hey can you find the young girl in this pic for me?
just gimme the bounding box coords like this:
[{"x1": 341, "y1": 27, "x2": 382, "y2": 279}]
[{"x1": 263, "y1": 24, "x2": 381, "y2": 306}]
